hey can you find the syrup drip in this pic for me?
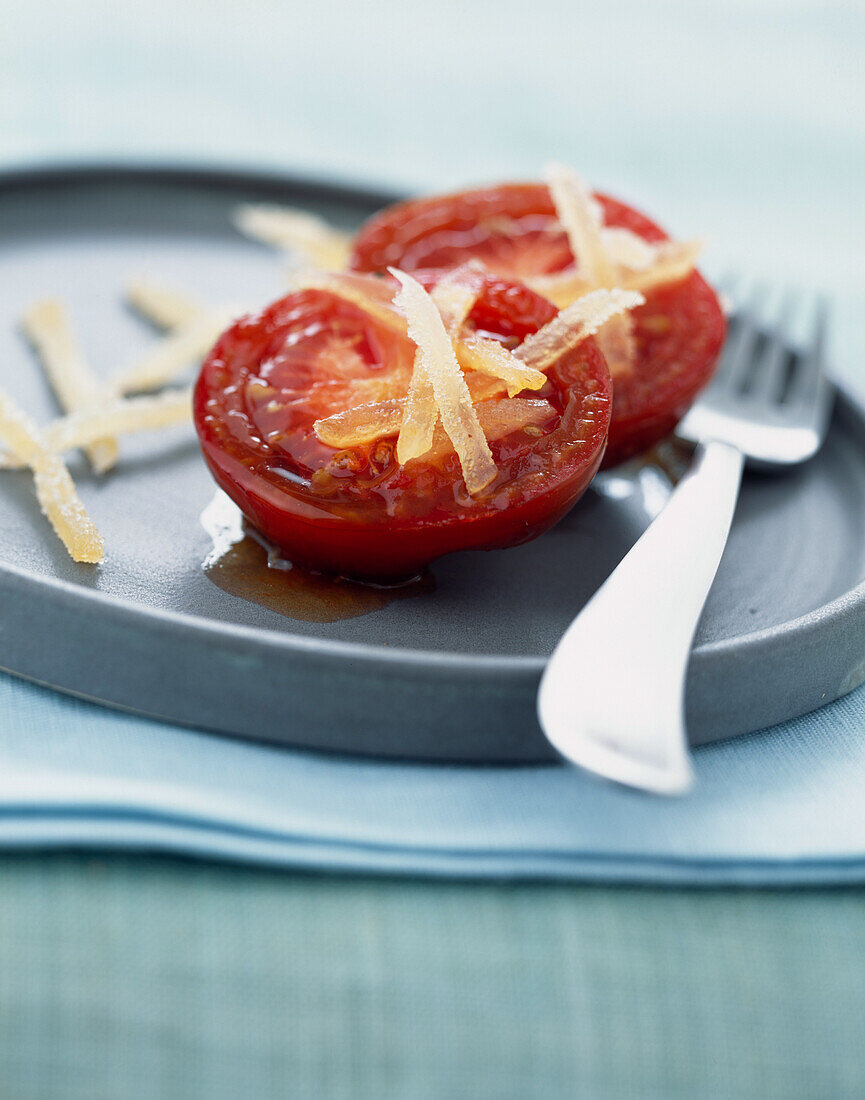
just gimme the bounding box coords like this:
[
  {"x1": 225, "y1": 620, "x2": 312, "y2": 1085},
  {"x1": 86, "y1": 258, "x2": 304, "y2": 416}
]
[
  {"x1": 201, "y1": 492, "x2": 433, "y2": 623},
  {"x1": 642, "y1": 437, "x2": 693, "y2": 485}
]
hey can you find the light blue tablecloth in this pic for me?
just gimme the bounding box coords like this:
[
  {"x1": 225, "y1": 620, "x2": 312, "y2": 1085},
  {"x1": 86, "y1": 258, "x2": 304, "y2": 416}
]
[
  {"x1": 1, "y1": 0, "x2": 863, "y2": 882},
  {"x1": 3, "y1": 669, "x2": 865, "y2": 884}
]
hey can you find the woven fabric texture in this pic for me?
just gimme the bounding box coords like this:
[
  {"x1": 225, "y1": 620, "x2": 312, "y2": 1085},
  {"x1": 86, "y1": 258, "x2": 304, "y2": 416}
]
[{"x1": 1, "y1": 854, "x2": 864, "y2": 1100}]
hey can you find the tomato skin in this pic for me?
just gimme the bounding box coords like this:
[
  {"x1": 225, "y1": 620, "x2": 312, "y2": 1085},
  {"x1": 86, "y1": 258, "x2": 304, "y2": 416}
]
[
  {"x1": 350, "y1": 183, "x2": 726, "y2": 468},
  {"x1": 199, "y1": 412, "x2": 605, "y2": 579},
  {"x1": 194, "y1": 276, "x2": 611, "y2": 580}
]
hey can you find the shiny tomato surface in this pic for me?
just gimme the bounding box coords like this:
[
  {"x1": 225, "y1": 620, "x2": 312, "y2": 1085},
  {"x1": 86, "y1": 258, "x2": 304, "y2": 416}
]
[
  {"x1": 194, "y1": 273, "x2": 612, "y2": 580},
  {"x1": 350, "y1": 183, "x2": 726, "y2": 467}
]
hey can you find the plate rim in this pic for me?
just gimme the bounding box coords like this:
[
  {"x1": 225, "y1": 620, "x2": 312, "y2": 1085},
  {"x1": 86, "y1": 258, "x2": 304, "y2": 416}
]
[
  {"x1": 0, "y1": 157, "x2": 405, "y2": 213},
  {"x1": 2, "y1": 161, "x2": 864, "y2": 676},
  {"x1": 2, "y1": 380, "x2": 865, "y2": 683},
  {"x1": 2, "y1": 160, "x2": 864, "y2": 759}
]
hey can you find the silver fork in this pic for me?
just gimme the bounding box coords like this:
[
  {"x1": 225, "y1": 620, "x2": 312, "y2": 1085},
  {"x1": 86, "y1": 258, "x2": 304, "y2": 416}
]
[{"x1": 537, "y1": 282, "x2": 833, "y2": 794}]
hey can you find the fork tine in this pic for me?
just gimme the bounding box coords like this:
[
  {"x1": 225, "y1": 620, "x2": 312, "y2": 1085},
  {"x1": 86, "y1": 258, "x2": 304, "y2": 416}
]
[
  {"x1": 788, "y1": 296, "x2": 828, "y2": 404},
  {"x1": 748, "y1": 288, "x2": 799, "y2": 404},
  {"x1": 709, "y1": 281, "x2": 769, "y2": 394},
  {"x1": 677, "y1": 279, "x2": 832, "y2": 464}
]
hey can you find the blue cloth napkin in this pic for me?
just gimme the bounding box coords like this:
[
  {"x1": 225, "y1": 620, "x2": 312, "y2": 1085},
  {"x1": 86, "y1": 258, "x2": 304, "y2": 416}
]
[
  {"x1": 2, "y1": 0, "x2": 864, "y2": 882},
  {"x1": 4, "y1": 670, "x2": 865, "y2": 884}
]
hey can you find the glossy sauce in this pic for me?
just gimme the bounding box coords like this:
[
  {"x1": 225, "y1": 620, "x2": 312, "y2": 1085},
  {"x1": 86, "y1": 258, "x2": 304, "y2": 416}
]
[
  {"x1": 201, "y1": 436, "x2": 690, "y2": 624},
  {"x1": 194, "y1": 276, "x2": 612, "y2": 578},
  {"x1": 201, "y1": 492, "x2": 433, "y2": 623},
  {"x1": 640, "y1": 437, "x2": 693, "y2": 485}
]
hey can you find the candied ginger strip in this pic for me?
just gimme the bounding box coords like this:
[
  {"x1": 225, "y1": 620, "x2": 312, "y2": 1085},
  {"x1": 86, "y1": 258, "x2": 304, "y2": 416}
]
[
  {"x1": 531, "y1": 237, "x2": 701, "y2": 309},
  {"x1": 465, "y1": 372, "x2": 508, "y2": 403},
  {"x1": 600, "y1": 227, "x2": 659, "y2": 271},
  {"x1": 111, "y1": 311, "x2": 232, "y2": 396},
  {"x1": 429, "y1": 261, "x2": 487, "y2": 334},
  {"x1": 516, "y1": 288, "x2": 644, "y2": 372},
  {"x1": 390, "y1": 269, "x2": 496, "y2": 495},
  {"x1": 455, "y1": 338, "x2": 547, "y2": 397},
  {"x1": 421, "y1": 398, "x2": 555, "y2": 463},
  {"x1": 0, "y1": 388, "x2": 103, "y2": 563},
  {"x1": 397, "y1": 352, "x2": 439, "y2": 464},
  {"x1": 527, "y1": 272, "x2": 594, "y2": 309},
  {"x1": 622, "y1": 239, "x2": 704, "y2": 293},
  {"x1": 431, "y1": 281, "x2": 478, "y2": 335},
  {"x1": 347, "y1": 376, "x2": 407, "y2": 405},
  {"x1": 595, "y1": 314, "x2": 637, "y2": 378},
  {"x1": 235, "y1": 205, "x2": 352, "y2": 270},
  {"x1": 0, "y1": 390, "x2": 193, "y2": 469},
  {"x1": 314, "y1": 398, "x2": 404, "y2": 449},
  {"x1": 475, "y1": 397, "x2": 554, "y2": 440},
  {"x1": 288, "y1": 272, "x2": 407, "y2": 336},
  {"x1": 541, "y1": 165, "x2": 701, "y2": 336},
  {"x1": 126, "y1": 279, "x2": 204, "y2": 330},
  {"x1": 21, "y1": 300, "x2": 118, "y2": 474},
  {"x1": 43, "y1": 390, "x2": 192, "y2": 456},
  {"x1": 405, "y1": 261, "x2": 490, "y2": 462},
  {"x1": 546, "y1": 163, "x2": 616, "y2": 286},
  {"x1": 313, "y1": 380, "x2": 549, "y2": 452}
]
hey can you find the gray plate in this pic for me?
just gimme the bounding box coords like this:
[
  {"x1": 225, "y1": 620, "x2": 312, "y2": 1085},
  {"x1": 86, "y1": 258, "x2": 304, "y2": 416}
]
[{"x1": 1, "y1": 165, "x2": 864, "y2": 763}]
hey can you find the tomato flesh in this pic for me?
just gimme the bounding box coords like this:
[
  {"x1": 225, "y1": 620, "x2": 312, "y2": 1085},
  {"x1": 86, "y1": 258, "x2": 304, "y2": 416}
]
[
  {"x1": 194, "y1": 274, "x2": 612, "y2": 580},
  {"x1": 350, "y1": 182, "x2": 726, "y2": 467}
]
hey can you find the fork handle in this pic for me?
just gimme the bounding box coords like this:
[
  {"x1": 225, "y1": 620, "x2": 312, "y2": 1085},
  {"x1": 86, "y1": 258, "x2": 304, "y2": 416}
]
[{"x1": 538, "y1": 439, "x2": 745, "y2": 794}]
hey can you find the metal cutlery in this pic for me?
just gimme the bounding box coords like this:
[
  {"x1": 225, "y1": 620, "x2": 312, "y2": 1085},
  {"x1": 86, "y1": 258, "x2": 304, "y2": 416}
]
[{"x1": 538, "y1": 282, "x2": 833, "y2": 793}]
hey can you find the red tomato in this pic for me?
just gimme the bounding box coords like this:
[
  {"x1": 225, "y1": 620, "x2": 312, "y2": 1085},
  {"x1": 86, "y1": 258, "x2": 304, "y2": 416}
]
[
  {"x1": 194, "y1": 273, "x2": 611, "y2": 580},
  {"x1": 350, "y1": 182, "x2": 726, "y2": 467}
]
